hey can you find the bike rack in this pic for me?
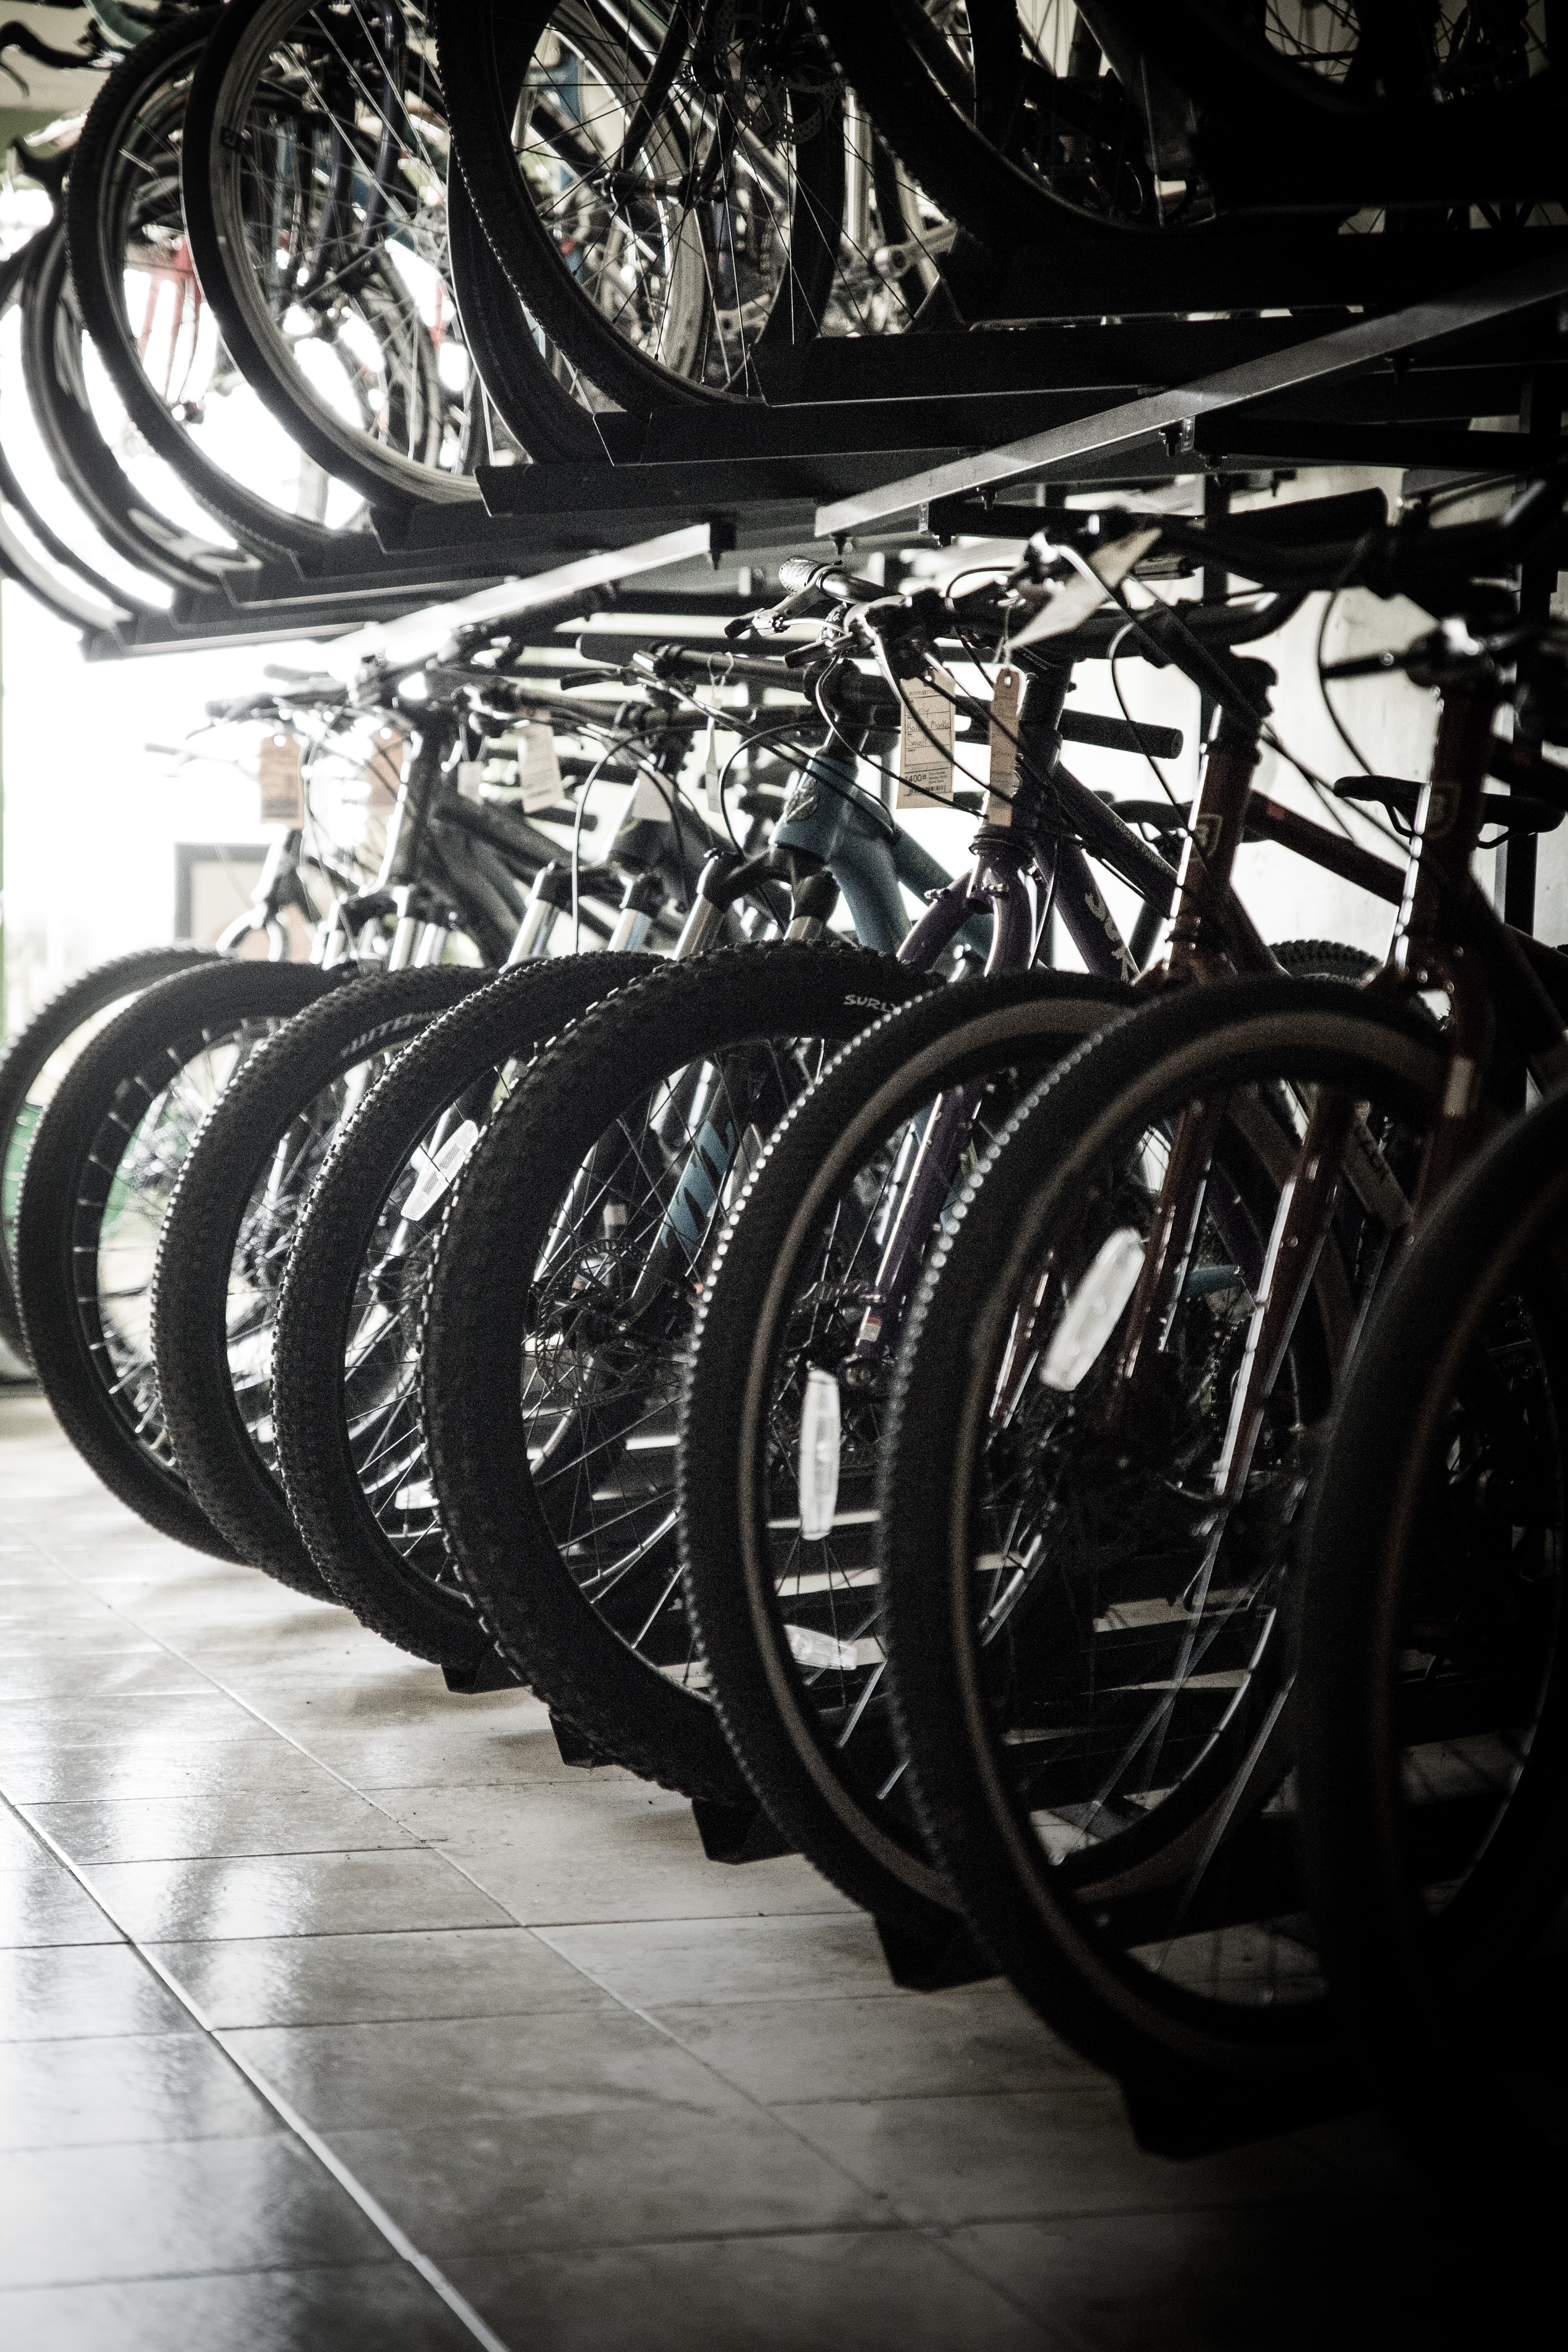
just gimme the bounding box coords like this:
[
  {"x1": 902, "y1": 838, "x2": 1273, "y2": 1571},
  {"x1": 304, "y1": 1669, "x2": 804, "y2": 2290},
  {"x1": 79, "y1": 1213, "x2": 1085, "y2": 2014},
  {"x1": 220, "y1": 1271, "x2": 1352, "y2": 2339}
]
[{"x1": 78, "y1": 226, "x2": 1568, "y2": 662}]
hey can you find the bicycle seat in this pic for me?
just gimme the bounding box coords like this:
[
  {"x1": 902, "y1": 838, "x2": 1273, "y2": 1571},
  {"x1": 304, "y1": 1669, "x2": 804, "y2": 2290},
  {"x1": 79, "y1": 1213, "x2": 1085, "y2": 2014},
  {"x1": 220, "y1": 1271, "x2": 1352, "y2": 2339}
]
[{"x1": 1334, "y1": 775, "x2": 1562, "y2": 834}]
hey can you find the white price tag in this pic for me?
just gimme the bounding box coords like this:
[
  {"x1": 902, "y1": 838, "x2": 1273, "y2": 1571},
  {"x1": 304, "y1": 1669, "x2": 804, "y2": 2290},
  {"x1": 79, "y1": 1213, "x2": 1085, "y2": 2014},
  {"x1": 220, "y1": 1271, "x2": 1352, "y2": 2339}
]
[
  {"x1": 516, "y1": 722, "x2": 564, "y2": 812},
  {"x1": 702, "y1": 709, "x2": 723, "y2": 813},
  {"x1": 456, "y1": 760, "x2": 485, "y2": 803},
  {"x1": 258, "y1": 728, "x2": 304, "y2": 825},
  {"x1": 1009, "y1": 528, "x2": 1162, "y2": 649},
  {"x1": 402, "y1": 1119, "x2": 481, "y2": 1222},
  {"x1": 986, "y1": 666, "x2": 1026, "y2": 827},
  {"x1": 632, "y1": 768, "x2": 672, "y2": 822},
  {"x1": 897, "y1": 675, "x2": 954, "y2": 807}
]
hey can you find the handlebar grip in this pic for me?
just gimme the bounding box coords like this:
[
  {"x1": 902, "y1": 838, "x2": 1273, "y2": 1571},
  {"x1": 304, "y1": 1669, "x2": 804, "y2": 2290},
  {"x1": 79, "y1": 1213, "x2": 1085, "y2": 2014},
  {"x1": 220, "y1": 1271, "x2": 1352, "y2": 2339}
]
[
  {"x1": 1060, "y1": 710, "x2": 1184, "y2": 761},
  {"x1": 776, "y1": 557, "x2": 886, "y2": 602},
  {"x1": 576, "y1": 635, "x2": 816, "y2": 698}
]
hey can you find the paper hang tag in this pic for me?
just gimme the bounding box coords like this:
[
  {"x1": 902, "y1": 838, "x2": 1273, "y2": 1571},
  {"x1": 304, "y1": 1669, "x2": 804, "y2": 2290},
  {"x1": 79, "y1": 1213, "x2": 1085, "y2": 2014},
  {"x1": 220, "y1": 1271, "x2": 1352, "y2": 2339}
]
[
  {"x1": 402, "y1": 1119, "x2": 480, "y2": 1223},
  {"x1": 897, "y1": 675, "x2": 954, "y2": 808},
  {"x1": 985, "y1": 666, "x2": 1026, "y2": 827},
  {"x1": 632, "y1": 767, "x2": 672, "y2": 822},
  {"x1": 1008, "y1": 527, "x2": 1163, "y2": 651},
  {"x1": 456, "y1": 761, "x2": 485, "y2": 803},
  {"x1": 364, "y1": 725, "x2": 407, "y2": 802},
  {"x1": 702, "y1": 709, "x2": 723, "y2": 813},
  {"x1": 515, "y1": 722, "x2": 564, "y2": 812},
  {"x1": 258, "y1": 727, "x2": 305, "y2": 825}
]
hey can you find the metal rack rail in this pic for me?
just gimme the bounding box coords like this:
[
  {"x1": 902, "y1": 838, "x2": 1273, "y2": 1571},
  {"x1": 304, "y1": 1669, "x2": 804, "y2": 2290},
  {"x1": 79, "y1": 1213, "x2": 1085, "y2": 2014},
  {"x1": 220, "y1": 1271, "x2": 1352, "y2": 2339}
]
[{"x1": 80, "y1": 226, "x2": 1568, "y2": 661}]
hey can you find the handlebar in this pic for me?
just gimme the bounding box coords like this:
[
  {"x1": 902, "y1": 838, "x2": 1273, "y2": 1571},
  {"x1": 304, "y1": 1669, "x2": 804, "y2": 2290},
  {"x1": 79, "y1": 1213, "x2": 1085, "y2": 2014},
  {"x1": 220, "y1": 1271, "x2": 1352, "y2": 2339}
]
[
  {"x1": 205, "y1": 676, "x2": 348, "y2": 721},
  {"x1": 1054, "y1": 467, "x2": 1568, "y2": 612},
  {"x1": 776, "y1": 557, "x2": 886, "y2": 603}
]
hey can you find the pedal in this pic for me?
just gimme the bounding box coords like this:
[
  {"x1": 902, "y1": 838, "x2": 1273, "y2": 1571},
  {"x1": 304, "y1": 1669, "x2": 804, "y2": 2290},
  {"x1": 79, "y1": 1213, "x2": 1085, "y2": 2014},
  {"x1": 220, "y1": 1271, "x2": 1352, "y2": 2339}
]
[
  {"x1": 441, "y1": 1648, "x2": 521, "y2": 1694},
  {"x1": 875, "y1": 1914, "x2": 997, "y2": 1992},
  {"x1": 691, "y1": 1795, "x2": 795, "y2": 1864},
  {"x1": 548, "y1": 1709, "x2": 611, "y2": 1767}
]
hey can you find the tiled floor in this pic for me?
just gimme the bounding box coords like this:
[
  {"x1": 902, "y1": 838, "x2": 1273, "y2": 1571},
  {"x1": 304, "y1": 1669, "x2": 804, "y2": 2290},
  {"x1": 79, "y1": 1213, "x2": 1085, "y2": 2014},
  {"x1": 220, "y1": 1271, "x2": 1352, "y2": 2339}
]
[{"x1": 0, "y1": 1390, "x2": 1481, "y2": 2350}]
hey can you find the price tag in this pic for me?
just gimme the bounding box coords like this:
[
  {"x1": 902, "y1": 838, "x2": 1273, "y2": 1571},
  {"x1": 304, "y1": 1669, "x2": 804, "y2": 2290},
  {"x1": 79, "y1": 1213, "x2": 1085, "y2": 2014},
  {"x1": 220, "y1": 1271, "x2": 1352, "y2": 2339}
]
[
  {"x1": 632, "y1": 768, "x2": 672, "y2": 822},
  {"x1": 516, "y1": 722, "x2": 564, "y2": 812},
  {"x1": 456, "y1": 761, "x2": 485, "y2": 803},
  {"x1": 364, "y1": 725, "x2": 406, "y2": 802},
  {"x1": 702, "y1": 708, "x2": 723, "y2": 813},
  {"x1": 897, "y1": 675, "x2": 954, "y2": 808},
  {"x1": 258, "y1": 727, "x2": 304, "y2": 825},
  {"x1": 986, "y1": 666, "x2": 1026, "y2": 827},
  {"x1": 1009, "y1": 527, "x2": 1162, "y2": 650}
]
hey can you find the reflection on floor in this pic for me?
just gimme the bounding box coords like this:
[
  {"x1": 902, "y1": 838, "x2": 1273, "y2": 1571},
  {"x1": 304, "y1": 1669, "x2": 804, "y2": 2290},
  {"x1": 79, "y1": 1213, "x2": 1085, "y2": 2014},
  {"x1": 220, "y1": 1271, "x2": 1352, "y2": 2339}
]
[{"x1": 0, "y1": 1391, "x2": 1451, "y2": 2349}]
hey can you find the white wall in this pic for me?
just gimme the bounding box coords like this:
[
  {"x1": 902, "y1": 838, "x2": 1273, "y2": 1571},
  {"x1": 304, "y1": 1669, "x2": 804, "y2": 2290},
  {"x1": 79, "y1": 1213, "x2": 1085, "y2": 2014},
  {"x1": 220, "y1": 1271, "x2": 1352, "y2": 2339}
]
[{"x1": 1, "y1": 583, "x2": 287, "y2": 1027}]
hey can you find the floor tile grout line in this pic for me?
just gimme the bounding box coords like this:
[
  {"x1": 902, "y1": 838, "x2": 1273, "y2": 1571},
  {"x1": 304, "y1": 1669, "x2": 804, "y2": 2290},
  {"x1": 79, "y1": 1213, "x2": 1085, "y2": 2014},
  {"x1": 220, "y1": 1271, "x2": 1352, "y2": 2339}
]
[
  {"x1": 518, "y1": 1925, "x2": 1069, "y2": 2336},
  {"x1": 1, "y1": 1535, "x2": 1017, "y2": 2308},
  {"x1": 10, "y1": 1488, "x2": 1090, "y2": 2332},
  {"x1": 11, "y1": 1514, "x2": 966, "y2": 2263},
  {"x1": 10, "y1": 1540, "x2": 898, "y2": 1996},
  {"x1": 0, "y1": 1792, "x2": 514, "y2": 2352}
]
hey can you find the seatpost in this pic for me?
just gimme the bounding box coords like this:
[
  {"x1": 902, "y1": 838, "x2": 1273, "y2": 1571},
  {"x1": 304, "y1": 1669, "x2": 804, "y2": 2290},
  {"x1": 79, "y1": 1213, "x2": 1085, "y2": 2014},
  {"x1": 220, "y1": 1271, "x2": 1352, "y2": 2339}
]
[
  {"x1": 1383, "y1": 671, "x2": 1505, "y2": 1217},
  {"x1": 372, "y1": 711, "x2": 455, "y2": 895},
  {"x1": 1160, "y1": 656, "x2": 1274, "y2": 985}
]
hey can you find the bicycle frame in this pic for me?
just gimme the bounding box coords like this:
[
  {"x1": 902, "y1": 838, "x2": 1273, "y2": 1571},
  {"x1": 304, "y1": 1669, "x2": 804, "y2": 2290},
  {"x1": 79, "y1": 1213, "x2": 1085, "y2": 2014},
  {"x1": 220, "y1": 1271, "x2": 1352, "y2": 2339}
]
[{"x1": 1110, "y1": 652, "x2": 1568, "y2": 1538}]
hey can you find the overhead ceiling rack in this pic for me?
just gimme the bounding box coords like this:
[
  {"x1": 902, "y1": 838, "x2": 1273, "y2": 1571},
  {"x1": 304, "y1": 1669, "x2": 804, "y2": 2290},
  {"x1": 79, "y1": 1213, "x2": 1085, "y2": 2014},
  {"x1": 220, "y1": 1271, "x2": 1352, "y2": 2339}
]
[{"x1": 81, "y1": 227, "x2": 1568, "y2": 660}]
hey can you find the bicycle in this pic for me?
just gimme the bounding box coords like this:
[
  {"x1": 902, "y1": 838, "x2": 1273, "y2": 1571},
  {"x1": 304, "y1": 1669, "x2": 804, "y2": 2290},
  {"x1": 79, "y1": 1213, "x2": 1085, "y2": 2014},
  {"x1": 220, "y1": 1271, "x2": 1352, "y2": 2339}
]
[
  {"x1": 178, "y1": 0, "x2": 508, "y2": 513},
  {"x1": 151, "y1": 668, "x2": 721, "y2": 1596},
  {"x1": 1296, "y1": 1066, "x2": 1568, "y2": 2188},
  {"x1": 268, "y1": 640, "x2": 994, "y2": 1671},
  {"x1": 875, "y1": 466, "x2": 1568, "y2": 2136},
  {"x1": 810, "y1": 3, "x2": 1565, "y2": 252},
  {"x1": 438, "y1": 0, "x2": 963, "y2": 416},
  {"x1": 675, "y1": 510, "x2": 1394, "y2": 1951},
  {"x1": 11, "y1": 650, "x2": 586, "y2": 1557},
  {"x1": 413, "y1": 520, "x2": 1392, "y2": 1806}
]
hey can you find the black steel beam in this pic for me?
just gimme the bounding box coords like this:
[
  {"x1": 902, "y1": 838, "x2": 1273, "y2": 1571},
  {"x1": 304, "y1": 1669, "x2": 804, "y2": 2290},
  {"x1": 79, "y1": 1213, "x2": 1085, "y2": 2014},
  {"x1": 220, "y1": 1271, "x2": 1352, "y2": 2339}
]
[
  {"x1": 765, "y1": 323, "x2": 1565, "y2": 413},
  {"x1": 82, "y1": 523, "x2": 746, "y2": 662},
  {"x1": 817, "y1": 248, "x2": 1568, "y2": 539},
  {"x1": 983, "y1": 227, "x2": 1568, "y2": 325}
]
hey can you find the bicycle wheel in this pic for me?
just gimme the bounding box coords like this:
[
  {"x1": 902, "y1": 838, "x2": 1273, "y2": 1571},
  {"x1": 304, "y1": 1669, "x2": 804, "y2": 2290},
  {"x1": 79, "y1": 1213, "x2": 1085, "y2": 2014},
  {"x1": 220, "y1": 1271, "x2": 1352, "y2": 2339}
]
[
  {"x1": 880, "y1": 976, "x2": 1446, "y2": 2124},
  {"x1": 0, "y1": 232, "x2": 161, "y2": 627},
  {"x1": 423, "y1": 945, "x2": 935, "y2": 1796},
  {"x1": 815, "y1": 2, "x2": 1562, "y2": 244},
  {"x1": 810, "y1": 0, "x2": 1138, "y2": 244},
  {"x1": 1100, "y1": 0, "x2": 1562, "y2": 211},
  {"x1": 20, "y1": 215, "x2": 240, "y2": 597},
  {"x1": 1298, "y1": 1092, "x2": 1568, "y2": 2184},
  {"x1": 444, "y1": 162, "x2": 611, "y2": 464},
  {"x1": 273, "y1": 951, "x2": 662, "y2": 1666},
  {"x1": 66, "y1": 9, "x2": 364, "y2": 555},
  {"x1": 15, "y1": 960, "x2": 345, "y2": 1562},
  {"x1": 182, "y1": 0, "x2": 489, "y2": 511},
  {"x1": 152, "y1": 966, "x2": 488, "y2": 1595},
  {"x1": 678, "y1": 940, "x2": 1373, "y2": 1946},
  {"x1": 680, "y1": 969, "x2": 1133, "y2": 1943},
  {"x1": 440, "y1": 0, "x2": 939, "y2": 411},
  {"x1": 0, "y1": 945, "x2": 223, "y2": 1368}
]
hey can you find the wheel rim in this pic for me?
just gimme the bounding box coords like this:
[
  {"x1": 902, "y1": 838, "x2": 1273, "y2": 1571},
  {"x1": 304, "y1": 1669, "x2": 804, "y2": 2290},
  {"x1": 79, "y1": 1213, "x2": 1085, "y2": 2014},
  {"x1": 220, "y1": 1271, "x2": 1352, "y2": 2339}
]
[{"x1": 202, "y1": 0, "x2": 494, "y2": 502}]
